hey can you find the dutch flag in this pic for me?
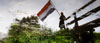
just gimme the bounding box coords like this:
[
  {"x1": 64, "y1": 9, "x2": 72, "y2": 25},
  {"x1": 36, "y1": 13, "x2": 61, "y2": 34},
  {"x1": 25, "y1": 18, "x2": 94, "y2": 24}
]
[{"x1": 37, "y1": 0, "x2": 55, "y2": 21}]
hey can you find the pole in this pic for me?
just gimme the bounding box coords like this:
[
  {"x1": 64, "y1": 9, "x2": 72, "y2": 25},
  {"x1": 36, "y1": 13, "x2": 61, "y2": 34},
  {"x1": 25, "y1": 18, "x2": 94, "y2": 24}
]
[
  {"x1": 74, "y1": 12, "x2": 79, "y2": 29},
  {"x1": 49, "y1": 0, "x2": 61, "y2": 16}
]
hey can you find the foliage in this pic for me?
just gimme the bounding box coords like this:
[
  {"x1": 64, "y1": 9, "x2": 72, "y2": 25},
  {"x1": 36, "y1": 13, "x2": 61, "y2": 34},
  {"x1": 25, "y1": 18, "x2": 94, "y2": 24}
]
[
  {"x1": 54, "y1": 29, "x2": 74, "y2": 43},
  {"x1": 0, "y1": 40, "x2": 4, "y2": 43},
  {"x1": 94, "y1": 33, "x2": 100, "y2": 43},
  {"x1": 4, "y1": 16, "x2": 74, "y2": 43},
  {"x1": 5, "y1": 23, "x2": 75, "y2": 43},
  {"x1": 2, "y1": 16, "x2": 100, "y2": 43}
]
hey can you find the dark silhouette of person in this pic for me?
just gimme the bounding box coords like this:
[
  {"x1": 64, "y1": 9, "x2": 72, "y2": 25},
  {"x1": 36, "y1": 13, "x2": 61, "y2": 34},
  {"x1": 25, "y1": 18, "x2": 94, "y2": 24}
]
[{"x1": 59, "y1": 12, "x2": 68, "y2": 30}]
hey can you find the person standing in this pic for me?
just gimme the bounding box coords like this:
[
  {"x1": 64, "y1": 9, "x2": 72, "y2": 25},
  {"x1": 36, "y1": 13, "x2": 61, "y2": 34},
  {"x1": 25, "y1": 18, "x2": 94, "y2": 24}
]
[{"x1": 59, "y1": 12, "x2": 69, "y2": 30}]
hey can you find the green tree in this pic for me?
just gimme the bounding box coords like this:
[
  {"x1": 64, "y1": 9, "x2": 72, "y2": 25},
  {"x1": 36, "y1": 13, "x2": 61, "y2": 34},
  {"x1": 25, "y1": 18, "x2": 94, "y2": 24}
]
[{"x1": 5, "y1": 16, "x2": 54, "y2": 43}]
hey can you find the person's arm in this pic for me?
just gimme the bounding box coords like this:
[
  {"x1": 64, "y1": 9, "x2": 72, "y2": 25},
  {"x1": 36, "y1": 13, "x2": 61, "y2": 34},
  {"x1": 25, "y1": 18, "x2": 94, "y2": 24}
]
[{"x1": 65, "y1": 16, "x2": 70, "y2": 20}]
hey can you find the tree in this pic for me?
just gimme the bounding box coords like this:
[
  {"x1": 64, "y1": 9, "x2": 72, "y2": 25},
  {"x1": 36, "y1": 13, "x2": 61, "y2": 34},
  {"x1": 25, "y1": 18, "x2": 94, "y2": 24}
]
[{"x1": 5, "y1": 16, "x2": 54, "y2": 43}]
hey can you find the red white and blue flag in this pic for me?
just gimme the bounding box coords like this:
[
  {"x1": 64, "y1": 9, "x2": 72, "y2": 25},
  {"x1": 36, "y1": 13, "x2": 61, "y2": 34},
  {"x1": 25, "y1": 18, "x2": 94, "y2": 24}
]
[{"x1": 37, "y1": 0, "x2": 55, "y2": 21}]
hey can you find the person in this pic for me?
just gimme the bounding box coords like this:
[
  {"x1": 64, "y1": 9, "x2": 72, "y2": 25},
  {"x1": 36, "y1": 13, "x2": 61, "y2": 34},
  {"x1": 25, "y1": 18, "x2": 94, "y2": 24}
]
[{"x1": 59, "y1": 12, "x2": 68, "y2": 30}]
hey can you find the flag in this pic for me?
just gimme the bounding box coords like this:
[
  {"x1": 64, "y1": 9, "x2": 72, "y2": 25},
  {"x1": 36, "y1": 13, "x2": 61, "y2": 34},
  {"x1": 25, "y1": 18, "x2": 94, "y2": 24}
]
[{"x1": 37, "y1": 0, "x2": 55, "y2": 21}]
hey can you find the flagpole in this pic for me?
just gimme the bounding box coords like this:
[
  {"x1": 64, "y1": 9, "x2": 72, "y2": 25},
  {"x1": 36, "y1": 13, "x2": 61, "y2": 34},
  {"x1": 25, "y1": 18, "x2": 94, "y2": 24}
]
[{"x1": 49, "y1": 0, "x2": 61, "y2": 16}]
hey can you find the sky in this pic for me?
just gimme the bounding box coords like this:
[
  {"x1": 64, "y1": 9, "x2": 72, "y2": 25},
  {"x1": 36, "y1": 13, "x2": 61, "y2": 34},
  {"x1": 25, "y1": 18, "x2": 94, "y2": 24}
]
[{"x1": 0, "y1": 0, "x2": 100, "y2": 39}]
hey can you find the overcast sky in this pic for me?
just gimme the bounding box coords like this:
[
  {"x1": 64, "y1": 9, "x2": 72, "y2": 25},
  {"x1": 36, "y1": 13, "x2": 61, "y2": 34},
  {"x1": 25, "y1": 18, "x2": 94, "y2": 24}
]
[{"x1": 0, "y1": 0, "x2": 100, "y2": 37}]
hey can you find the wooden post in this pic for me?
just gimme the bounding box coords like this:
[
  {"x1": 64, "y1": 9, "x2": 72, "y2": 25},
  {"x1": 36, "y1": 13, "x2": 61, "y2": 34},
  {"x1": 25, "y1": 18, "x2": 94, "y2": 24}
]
[{"x1": 73, "y1": 12, "x2": 80, "y2": 43}]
